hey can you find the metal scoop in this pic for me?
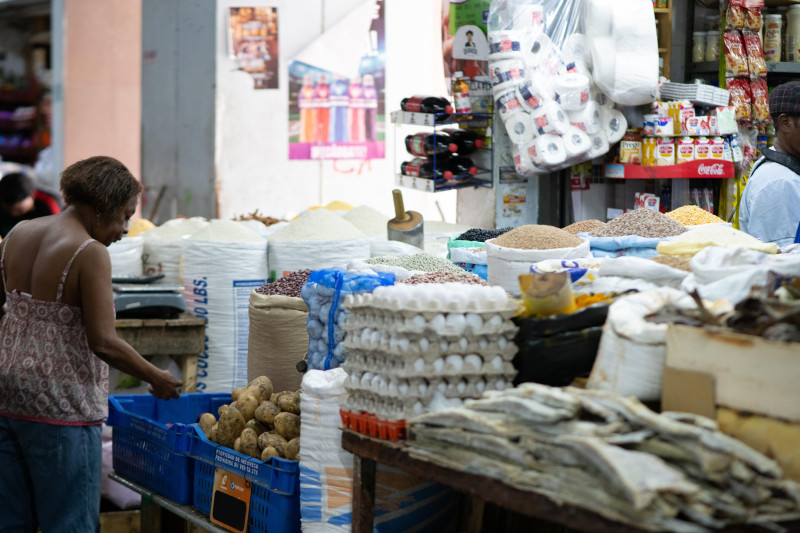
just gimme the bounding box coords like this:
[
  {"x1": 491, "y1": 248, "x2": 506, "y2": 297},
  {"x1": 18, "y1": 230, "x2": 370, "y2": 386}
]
[{"x1": 387, "y1": 189, "x2": 423, "y2": 249}]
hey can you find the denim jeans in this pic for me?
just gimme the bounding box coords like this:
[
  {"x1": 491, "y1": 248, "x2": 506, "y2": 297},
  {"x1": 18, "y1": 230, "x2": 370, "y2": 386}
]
[{"x1": 0, "y1": 416, "x2": 102, "y2": 533}]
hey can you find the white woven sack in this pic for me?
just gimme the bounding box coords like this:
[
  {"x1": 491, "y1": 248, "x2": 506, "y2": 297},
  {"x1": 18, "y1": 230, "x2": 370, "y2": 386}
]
[
  {"x1": 587, "y1": 287, "x2": 694, "y2": 401},
  {"x1": 598, "y1": 256, "x2": 689, "y2": 289},
  {"x1": 369, "y1": 238, "x2": 424, "y2": 258},
  {"x1": 268, "y1": 238, "x2": 371, "y2": 280},
  {"x1": 183, "y1": 239, "x2": 267, "y2": 393},
  {"x1": 485, "y1": 238, "x2": 591, "y2": 296},
  {"x1": 142, "y1": 238, "x2": 183, "y2": 285},
  {"x1": 108, "y1": 236, "x2": 143, "y2": 277}
]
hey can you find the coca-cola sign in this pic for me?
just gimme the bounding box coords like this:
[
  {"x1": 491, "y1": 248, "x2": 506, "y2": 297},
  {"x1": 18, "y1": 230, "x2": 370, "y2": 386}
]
[{"x1": 697, "y1": 163, "x2": 725, "y2": 176}]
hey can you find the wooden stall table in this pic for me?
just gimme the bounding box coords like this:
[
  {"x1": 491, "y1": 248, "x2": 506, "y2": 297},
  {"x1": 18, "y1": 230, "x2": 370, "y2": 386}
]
[
  {"x1": 342, "y1": 430, "x2": 800, "y2": 533},
  {"x1": 115, "y1": 314, "x2": 205, "y2": 392}
]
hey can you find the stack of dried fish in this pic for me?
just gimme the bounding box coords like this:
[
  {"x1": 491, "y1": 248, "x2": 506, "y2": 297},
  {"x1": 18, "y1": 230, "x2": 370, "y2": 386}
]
[{"x1": 408, "y1": 383, "x2": 800, "y2": 532}]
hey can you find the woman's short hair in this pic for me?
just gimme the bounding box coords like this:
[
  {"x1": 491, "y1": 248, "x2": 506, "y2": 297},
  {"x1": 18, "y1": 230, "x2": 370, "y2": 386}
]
[{"x1": 60, "y1": 156, "x2": 142, "y2": 217}]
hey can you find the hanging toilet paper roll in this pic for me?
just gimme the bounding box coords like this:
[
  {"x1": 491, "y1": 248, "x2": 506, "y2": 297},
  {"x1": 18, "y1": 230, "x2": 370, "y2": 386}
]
[
  {"x1": 587, "y1": 131, "x2": 610, "y2": 159},
  {"x1": 525, "y1": 33, "x2": 565, "y2": 76},
  {"x1": 555, "y1": 73, "x2": 590, "y2": 111},
  {"x1": 531, "y1": 134, "x2": 568, "y2": 168},
  {"x1": 532, "y1": 101, "x2": 570, "y2": 136},
  {"x1": 513, "y1": 4, "x2": 544, "y2": 34},
  {"x1": 495, "y1": 87, "x2": 525, "y2": 122},
  {"x1": 512, "y1": 143, "x2": 544, "y2": 177},
  {"x1": 516, "y1": 79, "x2": 548, "y2": 112},
  {"x1": 590, "y1": 84, "x2": 614, "y2": 110},
  {"x1": 503, "y1": 111, "x2": 537, "y2": 145},
  {"x1": 488, "y1": 30, "x2": 524, "y2": 59},
  {"x1": 604, "y1": 109, "x2": 628, "y2": 144},
  {"x1": 563, "y1": 33, "x2": 590, "y2": 69},
  {"x1": 490, "y1": 58, "x2": 527, "y2": 91},
  {"x1": 567, "y1": 101, "x2": 602, "y2": 135},
  {"x1": 562, "y1": 127, "x2": 591, "y2": 159}
]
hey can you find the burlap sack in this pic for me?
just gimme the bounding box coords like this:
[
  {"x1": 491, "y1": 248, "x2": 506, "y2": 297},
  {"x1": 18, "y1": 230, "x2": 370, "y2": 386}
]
[{"x1": 247, "y1": 292, "x2": 308, "y2": 392}]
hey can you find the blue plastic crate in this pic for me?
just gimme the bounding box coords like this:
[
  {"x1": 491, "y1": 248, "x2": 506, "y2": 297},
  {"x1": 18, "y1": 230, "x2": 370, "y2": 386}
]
[
  {"x1": 186, "y1": 424, "x2": 300, "y2": 533},
  {"x1": 107, "y1": 393, "x2": 231, "y2": 504}
]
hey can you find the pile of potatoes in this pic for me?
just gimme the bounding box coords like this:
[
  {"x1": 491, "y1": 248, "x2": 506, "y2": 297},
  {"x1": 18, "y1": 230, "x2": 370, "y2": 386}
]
[{"x1": 198, "y1": 376, "x2": 302, "y2": 461}]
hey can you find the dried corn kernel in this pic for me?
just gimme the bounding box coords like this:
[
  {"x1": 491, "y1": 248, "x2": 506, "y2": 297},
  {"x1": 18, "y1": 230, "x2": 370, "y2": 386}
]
[{"x1": 666, "y1": 205, "x2": 725, "y2": 226}]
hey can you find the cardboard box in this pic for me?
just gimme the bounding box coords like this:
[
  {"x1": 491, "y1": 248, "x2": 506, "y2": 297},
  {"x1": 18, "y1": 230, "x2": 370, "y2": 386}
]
[{"x1": 664, "y1": 324, "x2": 800, "y2": 481}]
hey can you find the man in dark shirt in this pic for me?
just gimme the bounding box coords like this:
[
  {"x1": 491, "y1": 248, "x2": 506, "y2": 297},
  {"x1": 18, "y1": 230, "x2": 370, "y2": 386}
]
[{"x1": 0, "y1": 172, "x2": 62, "y2": 237}]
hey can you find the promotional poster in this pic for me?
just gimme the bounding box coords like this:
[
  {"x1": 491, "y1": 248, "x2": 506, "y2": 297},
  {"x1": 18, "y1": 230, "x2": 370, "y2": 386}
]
[{"x1": 288, "y1": 0, "x2": 385, "y2": 160}]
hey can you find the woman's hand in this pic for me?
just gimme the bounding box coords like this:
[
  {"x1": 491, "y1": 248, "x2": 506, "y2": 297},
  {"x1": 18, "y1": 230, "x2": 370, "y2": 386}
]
[{"x1": 148, "y1": 369, "x2": 183, "y2": 400}]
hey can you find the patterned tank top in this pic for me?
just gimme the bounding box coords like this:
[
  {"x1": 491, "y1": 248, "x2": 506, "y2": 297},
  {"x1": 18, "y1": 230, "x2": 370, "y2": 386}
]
[{"x1": 0, "y1": 228, "x2": 109, "y2": 425}]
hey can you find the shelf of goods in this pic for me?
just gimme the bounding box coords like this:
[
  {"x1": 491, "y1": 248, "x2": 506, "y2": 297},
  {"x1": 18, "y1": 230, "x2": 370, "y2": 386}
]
[
  {"x1": 391, "y1": 110, "x2": 493, "y2": 193},
  {"x1": 604, "y1": 159, "x2": 735, "y2": 179}
]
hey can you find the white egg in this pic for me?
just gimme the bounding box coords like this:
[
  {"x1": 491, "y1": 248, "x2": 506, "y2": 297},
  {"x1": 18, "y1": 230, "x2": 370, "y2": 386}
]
[
  {"x1": 412, "y1": 315, "x2": 426, "y2": 331},
  {"x1": 457, "y1": 380, "x2": 467, "y2": 395},
  {"x1": 496, "y1": 379, "x2": 506, "y2": 391},
  {"x1": 464, "y1": 354, "x2": 482, "y2": 370},
  {"x1": 413, "y1": 358, "x2": 425, "y2": 372},
  {"x1": 413, "y1": 401, "x2": 424, "y2": 414},
  {"x1": 433, "y1": 358, "x2": 444, "y2": 373},
  {"x1": 431, "y1": 314, "x2": 446, "y2": 332},
  {"x1": 398, "y1": 338, "x2": 410, "y2": 353},
  {"x1": 478, "y1": 337, "x2": 489, "y2": 350},
  {"x1": 419, "y1": 337, "x2": 430, "y2": 353},
  {"x1": 459, "y1": 338, "x2": 469, "y2": 351},
  {"x1": 488, "y1": 314, "x2": 503, "y2": 327},
  {"x1": 399, "y1": 382, "x2": 409, "y2": 396},
  {"x1": 476, "y1": 379, "x2": 486, "y2": 394},
  {"x1": 491, "y1": 356, "x2": 503, "y2": 369},
  {"x1": 437, "y1": 381, "x2": 447, "y2": 394},
  {"x1": 498, "y1": 336, "x2": 507, "y2": 350},
  {"x1": 445, "y1": 354, "x2": 464, "y2": 372},
  {"x1": 465, "y1": 313, "x2": 484, "y2": 332},
  {"x1": 445, "y1": 313, "x2": 467, "y2": 334},
  {"x1": 418, "y1": 381, "x2": 428, "y2": 396}
]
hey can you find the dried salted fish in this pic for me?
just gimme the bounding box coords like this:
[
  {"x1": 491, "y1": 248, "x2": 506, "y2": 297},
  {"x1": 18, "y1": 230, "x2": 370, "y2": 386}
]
[
  {"x1": 465, "y1": 395, "x2": 576, "y2": 424},
  {"x1": 411, "y1": 426, "x2": 533, "y2": 468}
]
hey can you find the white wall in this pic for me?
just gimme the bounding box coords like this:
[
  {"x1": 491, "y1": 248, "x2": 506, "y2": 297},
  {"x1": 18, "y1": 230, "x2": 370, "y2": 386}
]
[{"x1": 215, "y1": 0, "x2": 458, "y2": 222}]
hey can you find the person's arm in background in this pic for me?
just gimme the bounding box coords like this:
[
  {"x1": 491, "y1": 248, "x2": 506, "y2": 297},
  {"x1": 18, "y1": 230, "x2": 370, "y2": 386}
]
[
  {"x1": 79, "y1": 242, "x2": 182, "y2": 399},
  {"x1": 745, "y1": 178, "x2": 800, "y2": 246}
]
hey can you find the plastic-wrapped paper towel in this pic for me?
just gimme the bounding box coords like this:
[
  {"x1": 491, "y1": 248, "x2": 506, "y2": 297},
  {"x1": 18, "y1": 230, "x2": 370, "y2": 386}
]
[{"x1": 586, "y1": 0, "x2": 659, "y2": 106}]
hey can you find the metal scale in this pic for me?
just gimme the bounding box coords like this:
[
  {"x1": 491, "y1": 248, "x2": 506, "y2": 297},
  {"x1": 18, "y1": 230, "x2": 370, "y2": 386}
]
[{"x1": 112, "y1": 274, "x2": 186, "y2": 319}]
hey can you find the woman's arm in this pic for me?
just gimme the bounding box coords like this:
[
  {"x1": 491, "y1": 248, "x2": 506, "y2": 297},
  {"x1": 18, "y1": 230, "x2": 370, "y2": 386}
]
[{"x1": 79, "y1": 243, "x2": 182, "y2": 399}]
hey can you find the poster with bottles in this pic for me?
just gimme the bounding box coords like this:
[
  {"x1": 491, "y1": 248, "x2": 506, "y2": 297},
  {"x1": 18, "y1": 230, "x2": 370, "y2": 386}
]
[
  {"x1": 288, "y1": 0, "x2": 385, "y2": 160},
  {"x1": 441, "y1": 0, "x2": 492, "y2": 114},
  {"x1": 228, "y1": 7, "x2": 279, "y2": 89}
]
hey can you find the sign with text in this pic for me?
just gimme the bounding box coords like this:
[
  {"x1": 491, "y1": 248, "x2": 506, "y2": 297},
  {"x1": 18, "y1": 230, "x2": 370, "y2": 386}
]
[{"x1": 210, "y1": 469, "x2": 252, "y2": 533}]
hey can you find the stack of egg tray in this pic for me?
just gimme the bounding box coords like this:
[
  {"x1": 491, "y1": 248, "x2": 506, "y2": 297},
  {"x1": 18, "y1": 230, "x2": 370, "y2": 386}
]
[{"x1": 340, "y1": 283, "x2": 518, "y2": 433}]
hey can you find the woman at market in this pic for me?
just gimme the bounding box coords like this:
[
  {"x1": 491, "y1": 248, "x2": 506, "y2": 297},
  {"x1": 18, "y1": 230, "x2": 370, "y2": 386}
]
[{"x1": 0, "y1": 155, "x2": 183, "y2": 533}]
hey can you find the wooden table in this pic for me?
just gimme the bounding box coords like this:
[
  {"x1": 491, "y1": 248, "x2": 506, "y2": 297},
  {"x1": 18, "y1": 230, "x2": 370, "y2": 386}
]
[
  {"x1": 115, "y1": 315, "x2": 205, "y2": 393},
  {"x1": 342, "y1": 430, "x2": 800, "y2": 533}
]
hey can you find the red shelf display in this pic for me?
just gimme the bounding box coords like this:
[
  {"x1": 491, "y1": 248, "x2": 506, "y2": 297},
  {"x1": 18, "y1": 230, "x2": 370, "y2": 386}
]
[{"x1": 604, "y1": 160, "x2": 735, "y2": 180}]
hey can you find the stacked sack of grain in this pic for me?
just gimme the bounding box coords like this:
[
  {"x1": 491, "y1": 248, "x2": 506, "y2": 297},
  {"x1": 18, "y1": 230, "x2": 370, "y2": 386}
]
[
  {"x1": 267, "y1": 210, "x2": 371, "y2": 280},
  {"x1": 140, "y1": 217, "x2": 209, "y2": 284},
  {"x1": 183, "y1": 220, "x2": 267, "y2": 392}
]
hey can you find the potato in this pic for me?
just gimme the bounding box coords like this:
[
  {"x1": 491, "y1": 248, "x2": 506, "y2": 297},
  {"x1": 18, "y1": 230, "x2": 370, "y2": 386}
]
[
  {"x1": 274, "y1": 412, "x2": 300, "y2": 441},
  {"x1": 243, "y1": 441, "x2": 262, "y2": 459},
  {"x1": 199, "y1": 413, "x2": 216, "y2": 437},
  {"x1": 247, "y1": 376, "x2": 274, "y2": 403},
  {"x1": 261, "y1": 446, "x2": 280, "y2": 461},
  {"x1": 277, "y1": 392, "x2": 300, "y2": 415},
  {"x1": 245, "y1": 419, "x2": 269, "y2": 435},
  {"x1": 254, "y1": 402, "x2": 281, "y2": 426},
  {"x1": 237, "y1": 391, "x2": 260, "y2": 422},
  {"x1": 234, "y1": 437, "x2": 242, "y2": 452},
  {"x1": 240, "y1": 428, "x2": 259, "y2": 449},
  {"x1": 284, "y1": 438, "x2": 300, "y2": 461},
  {"x1": 232, "y1": 387, "x2": 245, "y2": 401},
  {"x1": 218, "y1": 404, "x2": 229, "y2": 417},
  {"x1": 209, "y1": 423, "x2": 219, "y2": 443},
  {"x1": 218, "y1": 407, "x2": 246, "y2": 448},
  {"x1": 240, "y1": 428, "x2": 262, "y2": 459},
  {"x1": 257, "y1": 433, "x2": 287, "y2": 456},
  {"x1": 270, "y1": 390, "x2": 291, "y2": 406}
]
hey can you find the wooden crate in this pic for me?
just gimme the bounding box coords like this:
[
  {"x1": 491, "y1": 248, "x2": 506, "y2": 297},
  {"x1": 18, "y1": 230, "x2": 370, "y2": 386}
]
[{"x1": 100, "y1": 510, "x2": 140, "y2": 533}]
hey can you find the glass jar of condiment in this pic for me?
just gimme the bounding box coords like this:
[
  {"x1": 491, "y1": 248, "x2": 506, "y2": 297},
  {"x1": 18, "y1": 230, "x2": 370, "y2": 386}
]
[{"x1": 705, "y1": 31, "x2": 720, "y2": 62}]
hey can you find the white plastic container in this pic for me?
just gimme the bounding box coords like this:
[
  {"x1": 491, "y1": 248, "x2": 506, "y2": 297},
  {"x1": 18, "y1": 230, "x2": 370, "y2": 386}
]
[
  {"x1": 692, "y1": 32, "x2": 706, "y2": 63},
  {"x1": 764, "y1": 14, "x2": 783, "y2": 62},
  {"x1": 787, "y1": 6, "x2": 800, "y2": 62},
  {"x1": 705, "y1": 31, "x2": 720, "y2": 62}
]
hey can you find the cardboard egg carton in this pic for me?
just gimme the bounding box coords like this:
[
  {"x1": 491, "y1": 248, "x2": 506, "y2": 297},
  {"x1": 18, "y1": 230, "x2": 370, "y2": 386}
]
[
  {"x1": 342, "y1": 330, "x2": 518, "y2": 361},
  {"x1": 344, "y1": 353, "x2": 517, "y2": 382},
  {"x1": 341, "y1": 309, "x2": 518, "y2": 337}
]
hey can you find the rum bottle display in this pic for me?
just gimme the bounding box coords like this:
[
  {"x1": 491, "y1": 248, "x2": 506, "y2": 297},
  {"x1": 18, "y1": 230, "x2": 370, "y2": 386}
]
[
  {"x1": 400, "y1": 96, "x2": 454, "y2": 115},
  {"x1": 314, "y1": 73, "x2": 331, "y2": 143},
  {"x1": 400, "y1": 157, "x2": 448, "y2": 179},
  {"x1": 362, "y1": 74, "x2": 378, "y2": 142},
  {"x1": 443, "y1": 128, "x2": 484, "y2": 154},
  {"x1": 348, "y1": 75, "x2": 366, "y2": 142},
  {"x1": 299, "y1": 74, "x2": 316, "y2": 143},
  {"x1": 329, "y1": 75, "x2": 350, "y2": 143},
  {"x1": 405, "y1": 132, "x2": 452, "y2": 157}
]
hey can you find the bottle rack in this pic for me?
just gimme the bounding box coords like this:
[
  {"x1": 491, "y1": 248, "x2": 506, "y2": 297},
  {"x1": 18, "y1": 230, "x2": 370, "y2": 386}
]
[
  {"x1": 391, "y1": 110, "x2": 494, "y2": 193},
  {"x1": 604, "y1": 159, "x2": 735, "y2": 180}
]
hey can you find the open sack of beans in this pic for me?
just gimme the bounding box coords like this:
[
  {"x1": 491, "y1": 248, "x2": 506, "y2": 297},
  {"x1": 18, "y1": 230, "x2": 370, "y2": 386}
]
[
  {"x1": 485, "y1": 225, "x2": 591, "y2": 296},
  {"x1": 446, "y1": 227, "x2": 514, "y2": 281},
  {"x1": 248, "y1": 270, "x2": 312, "y2": 393},
  {"x1": 579, "y1": 209, "x2": 686, "y2": 258}
]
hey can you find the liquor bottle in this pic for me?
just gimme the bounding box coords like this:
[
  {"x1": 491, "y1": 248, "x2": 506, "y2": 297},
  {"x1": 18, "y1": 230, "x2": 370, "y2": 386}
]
[
  {"x1": 443, "y1": 156, "x2": 479, "y2": 180},
  {"x1": 443, "y1": 128, "x2": 484, "y2": 154},
  {"x1": 405, "y1": 132, "x2": 452, "y2": 157},
  {"x1": 451, "y1": 71, "x2": 471, "y2": 114},
  {"x1": 400, "y1": 95, "x2": 454, "y2": 115},
  {"x1": 400, "y1": 157, "x2": 448, "y2": 179}
]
